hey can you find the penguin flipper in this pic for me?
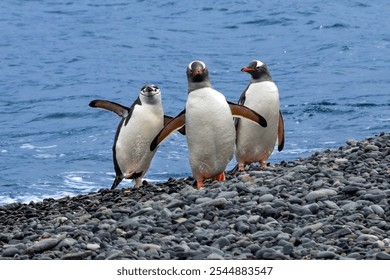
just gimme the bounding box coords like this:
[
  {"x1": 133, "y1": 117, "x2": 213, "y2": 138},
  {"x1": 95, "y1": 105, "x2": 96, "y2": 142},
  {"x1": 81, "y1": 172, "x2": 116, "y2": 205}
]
[
  {"x1": 227, "y1": 101, "x2": 267, "y2": 128},
  {"x1": 89, "y1": 100, "x2": 130, "y2": 118},
  {"x1": 164, "y1": 115, "x2": 186, "y2": 135},
  {"x1": 238, "y1": 87, "x2": 248, "y2": 105},
  {"x1": 234, "y1": 89, "x2": 248, "y2": 128},
  {"x1": 277, "y1": 110, "x2": 285, "y2": 152},
  {"x1": 150, "y1": 110, "x2": 186, "y2": 151}
]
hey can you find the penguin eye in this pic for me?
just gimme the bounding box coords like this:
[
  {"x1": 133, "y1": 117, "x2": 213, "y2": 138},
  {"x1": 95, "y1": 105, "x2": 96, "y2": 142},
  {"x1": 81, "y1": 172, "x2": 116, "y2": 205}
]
[{"x1": 256, "y1": 66, "x2": 262, "y2": 71}]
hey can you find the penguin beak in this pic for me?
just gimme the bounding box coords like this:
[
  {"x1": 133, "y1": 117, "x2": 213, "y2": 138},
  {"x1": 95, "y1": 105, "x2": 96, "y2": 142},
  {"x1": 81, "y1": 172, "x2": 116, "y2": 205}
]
[
  {"x1": 241, "y1": 67, "x2": 254, "y2": 72},
  {"x1": 192, "y1": 69, "x2": 203, "y2": 75}
]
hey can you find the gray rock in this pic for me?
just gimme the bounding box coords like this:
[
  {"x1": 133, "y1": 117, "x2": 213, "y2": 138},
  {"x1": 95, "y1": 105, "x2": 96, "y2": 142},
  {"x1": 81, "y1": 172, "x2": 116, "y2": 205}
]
[
  {"x1": 376, "y1": 252, "x2": 390, "y2": 260},
  {"x1": 357, "y1": 234, "x2": 379, "y2": 243},
  {"x1": 323, "y1": 200, "x2": 340, "y2": 210},
  {"x1": 305, "y1": 189, "x2": 337, "y2": 202},
  {"x1": 282, "y1": 243, "x2": 294, "y2": 255},
  {"x1": 341, "y1": 201, "x2": 359, "y2": 211},
  {"x1": 217, "y1": 191, "x2": 238, "y2": 199},
  {"x1": 234, "y1": 221, "x2": 250, "y2": 233},
  {"x1": 200, "y1": 198, "x2": 228, "y2": 207},
  {"x1": 370, "y1": 205, "x2": 385, "y2": 216},
  {"x1": 317, "y1": 251, "x2": 337, "y2": 259},
  {"x1": 2, "y1": 246, "x2": 20, "y2": 258},
  {"x1": 256, "y1": 248, "x2": 288, "y2": 260},
  {"x1": 60, "y1": 251, "x2": 92, "y2": 260},
  {"x1": 259, "y1": 194, "x2": 274, "y2": 203},
  {"x1": 86, "y1": 243, "x2": 100, "y2": 250},
  {"x1": 207, "y1": 253, "x2": 224, "y2": 260},
  {"x1": 26, "y1": 238, "x2": 63, "y2": 254}
]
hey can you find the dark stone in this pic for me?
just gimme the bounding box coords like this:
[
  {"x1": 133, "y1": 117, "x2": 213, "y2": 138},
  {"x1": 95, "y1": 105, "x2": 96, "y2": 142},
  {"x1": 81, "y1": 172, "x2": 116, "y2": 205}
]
[
  {"x1": 2, "y1": 247, "x2": 20, "y2": 258},
  {"x1": 376, "y1": 252, "x2": 390, "y2": 260}
]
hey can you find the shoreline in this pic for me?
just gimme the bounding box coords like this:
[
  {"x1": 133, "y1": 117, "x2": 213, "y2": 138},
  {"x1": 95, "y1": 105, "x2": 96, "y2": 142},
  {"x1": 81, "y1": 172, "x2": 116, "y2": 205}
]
[{"x1": 0, "y1": 132, "x2": 389, "y2": 260}]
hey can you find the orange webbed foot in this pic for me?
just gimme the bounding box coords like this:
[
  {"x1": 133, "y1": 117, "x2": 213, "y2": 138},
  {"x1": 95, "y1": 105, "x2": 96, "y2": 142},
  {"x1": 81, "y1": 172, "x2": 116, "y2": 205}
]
[
  {"x1": 260, "y1": 161, "x2": 268, "y2": 168},
  {"x1": 212, "y1": 172, "x2": 226, "y2": 182},
  {"x1": 196, "y1": 179, "x2": 204, "y2": 189}
]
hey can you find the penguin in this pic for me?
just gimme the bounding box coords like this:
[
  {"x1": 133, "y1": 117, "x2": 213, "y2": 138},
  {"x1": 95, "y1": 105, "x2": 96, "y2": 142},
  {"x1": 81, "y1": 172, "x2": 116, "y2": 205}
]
[
  {"x1": 150, "y1": 61, "x2": 267, "y2": 189},
  {"x1": 89, "y1": 84, "x2": 178, "y2": 189},
  {"x1": 235, "y1": 60, "x2": 285, "y2": 171}
]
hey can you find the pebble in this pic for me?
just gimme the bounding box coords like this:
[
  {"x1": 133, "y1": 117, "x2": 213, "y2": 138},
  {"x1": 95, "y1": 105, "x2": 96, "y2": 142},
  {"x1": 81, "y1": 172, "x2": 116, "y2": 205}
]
[
  {"x1": 317, "y1": 251, "x2": 337, "y2": 259},
  {"x1": 370, "y1": 205, "x2": 385, "y2": 216},
  {"x1": 0, "y1": 133, "x2": 388, "y2": 260},
  {"x1": 376, "y1": 252, "x2": 390, "y2": 260},
  {"x1": 26, "y1": 238, "x2": 63, "y2": 254},
  {"x1": 2, "y1": 247, "x2": 20, "y2": 258},
  {"x1": 259, "y1": 194, "x2": 274, "y2": 203},
  {"x1": 305, "y1": 189, "x2": 337, "y2": 202}
]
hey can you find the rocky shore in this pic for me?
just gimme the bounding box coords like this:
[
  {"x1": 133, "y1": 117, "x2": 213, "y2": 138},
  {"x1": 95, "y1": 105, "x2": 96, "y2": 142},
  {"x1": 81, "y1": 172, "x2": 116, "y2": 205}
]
[{"x1": 0, "y1": 132, "x2": 389, "y2": 260}]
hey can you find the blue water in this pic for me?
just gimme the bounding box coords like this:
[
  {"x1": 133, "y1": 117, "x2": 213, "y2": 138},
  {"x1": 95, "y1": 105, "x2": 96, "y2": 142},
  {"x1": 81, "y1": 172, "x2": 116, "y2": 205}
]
[{"x1": 0, "y1": 0, "x2": 389, "y2": 205}]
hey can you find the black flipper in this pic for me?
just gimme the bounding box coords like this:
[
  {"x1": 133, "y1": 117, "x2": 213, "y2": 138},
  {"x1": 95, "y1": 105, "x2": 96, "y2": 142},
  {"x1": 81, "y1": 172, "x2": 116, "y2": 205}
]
[
  {"x1": 89, "y1": 100, "x2": 130, "y2": 118},
  {"x1": 124, "y1": 97, "x2": 142, "y2": 126},
  {"x1": 227, "y1": 101, "x2": 267, "y2": 128},
  {"x1": 234, "y1": 86, "x2": 248, "y2": 128},
  {"x1": 164, "y1": 115, "x2": 186, "y2": 135},
  {"x1": 150, "y1": 109, "x2": 186, "y2": 151}
]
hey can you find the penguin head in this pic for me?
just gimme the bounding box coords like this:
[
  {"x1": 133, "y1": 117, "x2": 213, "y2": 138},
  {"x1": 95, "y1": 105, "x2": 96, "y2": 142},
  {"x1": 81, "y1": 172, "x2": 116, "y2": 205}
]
[
  {"x1": 140, "y1": 84, "x2": 161, "y2": 97},
  {"x1": 139, "y1": 84, "x2": 162, "y2": 105},
  {"x1": 187, "y1": 61, "x2": 209, "y2": 83},
  {"x1": 241, "y1": 60, "x2": 273, "y2": 81}
]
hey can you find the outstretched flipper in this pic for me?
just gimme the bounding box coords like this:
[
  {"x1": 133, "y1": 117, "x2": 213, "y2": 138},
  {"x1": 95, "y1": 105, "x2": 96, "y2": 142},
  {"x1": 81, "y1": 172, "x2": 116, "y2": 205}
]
[
  {"x1": 89, "y1": 100, "x2": 130, "y2": 118},
  {"x1": 227, "y1": 101, "x2": 267, "y2": 128},
  {"x1": 278, "y1": 110, "x2": 285, "y2": 152},
  {"x1": 164, "y1": 115, "x2": 186, "y2": 135},
  {"x1": 150, "y1": 109, "x2": 186, "y2": 151}
]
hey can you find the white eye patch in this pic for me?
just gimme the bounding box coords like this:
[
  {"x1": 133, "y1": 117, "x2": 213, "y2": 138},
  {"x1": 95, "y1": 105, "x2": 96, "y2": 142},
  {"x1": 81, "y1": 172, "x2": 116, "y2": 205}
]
[
  {"x1": 255, "y1": 60, "x2": 264, "y2": 68},
  {"x1": 188, "y1": 60, "x2": 206, "y2": 70}
]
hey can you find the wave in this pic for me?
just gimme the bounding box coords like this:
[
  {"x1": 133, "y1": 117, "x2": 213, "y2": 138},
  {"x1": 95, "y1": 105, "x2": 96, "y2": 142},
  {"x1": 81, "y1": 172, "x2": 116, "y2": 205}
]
[{"x1": 242, "y1": 17, "x2": 295, "y2": 26}]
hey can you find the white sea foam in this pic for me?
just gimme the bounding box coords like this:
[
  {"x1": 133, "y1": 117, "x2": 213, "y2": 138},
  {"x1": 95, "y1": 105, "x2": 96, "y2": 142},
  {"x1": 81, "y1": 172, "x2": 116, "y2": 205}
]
[
  {"x1": 63, "y1": 171, "x2": 99, "y2": 192},
  {"x1": 20, "y1": 143, "x2": 58, "y2": 149},
  {"x1": 33, "y1": 154, "x2": 58, "y2": 159}
]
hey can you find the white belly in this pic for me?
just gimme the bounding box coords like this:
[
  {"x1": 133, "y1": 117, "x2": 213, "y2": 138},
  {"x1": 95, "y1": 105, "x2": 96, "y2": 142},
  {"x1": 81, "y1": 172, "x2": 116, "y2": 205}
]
[
  {"x1": 115, "y1": 104, "x2": 163, "y2": 178},
  {"x1": 236, "y1": 81, "x2": 280, "y2": 164},
  {"x1": 186, "y1": 88, "x2": 235, "y2": 180}
]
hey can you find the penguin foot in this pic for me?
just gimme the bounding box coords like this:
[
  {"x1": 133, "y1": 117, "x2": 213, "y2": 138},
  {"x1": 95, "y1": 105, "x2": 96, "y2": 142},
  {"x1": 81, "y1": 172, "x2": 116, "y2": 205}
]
[
  {"x1": 238, "y1": 164, "x2": 246, "y2": 172},
  {"x1": 212, "y1": 172, "x2": 226, "y2": 182},
  {"x1": 134, "y1": 177, "x2": 143, "y2": 188},
  {"x1": 260, "y1": 161, "x2": 268, "y2": 168},
  {"x1": 196, "y1": 179, "x2": 204, "y2": 189}
]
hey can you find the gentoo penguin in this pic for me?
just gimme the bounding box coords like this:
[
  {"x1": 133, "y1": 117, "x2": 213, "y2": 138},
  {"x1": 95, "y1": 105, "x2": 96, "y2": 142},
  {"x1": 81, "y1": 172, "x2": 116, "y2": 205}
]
[
  {"x1": 89, "y1": 84, "x2": 176, "y2": 189},
  {"x1": 150, "y1": 61, "x2": 267, "y2": 189},
  {"x1": 235, "y1": 60, "x2": 285, "y2": 171}
]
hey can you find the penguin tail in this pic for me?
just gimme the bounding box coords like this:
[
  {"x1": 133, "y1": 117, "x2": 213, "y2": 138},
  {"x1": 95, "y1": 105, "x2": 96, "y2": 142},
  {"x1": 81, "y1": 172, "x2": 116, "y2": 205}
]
[{"x1": 111, "y1": 176, "x2": 123, "y2": 190}]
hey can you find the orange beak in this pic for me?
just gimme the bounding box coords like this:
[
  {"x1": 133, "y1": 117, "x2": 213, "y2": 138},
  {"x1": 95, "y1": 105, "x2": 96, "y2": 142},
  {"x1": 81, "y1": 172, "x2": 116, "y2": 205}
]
[{"x1": 241, "y1": 67, "x2": 254, "y2": 72}]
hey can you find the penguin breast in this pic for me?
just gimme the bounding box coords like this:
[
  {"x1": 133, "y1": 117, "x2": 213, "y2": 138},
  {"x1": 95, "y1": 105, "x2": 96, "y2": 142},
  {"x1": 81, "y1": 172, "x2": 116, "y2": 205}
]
[
  {"x1": 115, "y1": 104, "x2": 164, "y2": 176},
  {"x1": 185, "y1": 88, "x2": 235, "y2": 177}
]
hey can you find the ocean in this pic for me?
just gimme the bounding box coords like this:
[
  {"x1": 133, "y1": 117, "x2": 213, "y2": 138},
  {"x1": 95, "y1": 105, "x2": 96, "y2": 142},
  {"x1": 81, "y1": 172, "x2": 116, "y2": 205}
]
[{"x1": 0, "y1": 0, "x2": 389, "y2": 205}]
